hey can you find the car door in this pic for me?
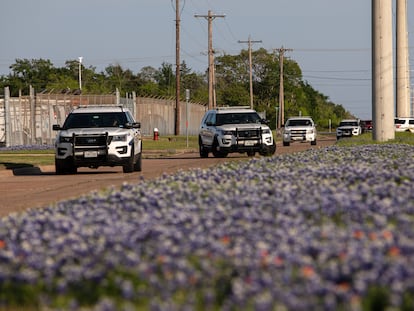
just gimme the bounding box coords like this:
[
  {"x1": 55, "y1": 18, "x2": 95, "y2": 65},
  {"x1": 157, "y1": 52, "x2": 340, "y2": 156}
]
[
  {"x1": 126, "y1": 111, "x2": 141, "y2": 154},
  {"x1": 199, "y1": 111, "x2": 215, "y2": 146}
]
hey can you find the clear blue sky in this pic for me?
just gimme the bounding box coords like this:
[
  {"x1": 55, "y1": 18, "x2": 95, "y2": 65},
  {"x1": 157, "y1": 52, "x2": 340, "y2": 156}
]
[{"x1": 1, "y1": 0, "x2": 412, "y2": 120}]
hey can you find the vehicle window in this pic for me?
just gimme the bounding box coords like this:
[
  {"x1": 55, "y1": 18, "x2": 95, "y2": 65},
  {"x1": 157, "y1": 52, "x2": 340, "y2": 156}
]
[
  {"x1": 125, "y1": 111, "x2": 135, "y2": 124},
  {"x1": 216, "y1": 112, "x2": 260, "y2": 125},
  {"x1": 395, "y1": 119, "x2": 406, "y2": 125},
  {"x1": 63, "y1": 112, "x2": 127, "y2": 128},
  {"x1": 409, "y1": 120, "x2": 414, "y2": 125},
  {"x1": 340, "y1": 121, "x2": 358, "y2": 126},
  {"x1": 204, "y1": 112, "x2": 216, "y2": 125},
  {"x1": 286, "y1": 119, "x2": 312, "y2": 126}
]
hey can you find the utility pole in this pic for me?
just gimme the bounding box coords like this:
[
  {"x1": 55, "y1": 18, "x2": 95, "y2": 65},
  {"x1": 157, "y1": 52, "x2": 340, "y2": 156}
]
[
  {"x1": 175, "y1": 0, "x2": 181, "y2": 135},
  {"x1": 274, "y1": 47, "x2": 292, "y2": 127},
  {"x1": 238, "y1": 35, "x2": 262, "y2": 109},
  {"x1": 396, "y1": 0, "x2": 411, "y2": 118},
  {"x1": 195, "y1": 10, "x2": 225, "y2": 110},
  {"x1": 372, "y1": 0, "x2": 394, "y2": 141}
]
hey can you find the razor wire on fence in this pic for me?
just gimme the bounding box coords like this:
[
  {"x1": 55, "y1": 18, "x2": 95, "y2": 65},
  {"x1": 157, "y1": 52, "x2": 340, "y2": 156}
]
[{"x1": 0, "y1": 87, "x2": 207, "y2": 147}]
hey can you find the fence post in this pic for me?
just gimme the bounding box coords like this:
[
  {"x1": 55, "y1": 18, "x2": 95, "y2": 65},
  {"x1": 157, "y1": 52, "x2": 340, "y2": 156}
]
[
  {"x1": 30, "y1": 85, "x2": 35, "y2": 144},
  {"x1": 4, "y1": 87, "x2": 10, "y2": 147}
]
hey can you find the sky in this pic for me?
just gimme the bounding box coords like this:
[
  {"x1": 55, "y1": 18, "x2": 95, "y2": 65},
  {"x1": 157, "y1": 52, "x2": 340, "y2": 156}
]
[{"x1": 1, "y1": 0, "x2": 413, "y2": 120}]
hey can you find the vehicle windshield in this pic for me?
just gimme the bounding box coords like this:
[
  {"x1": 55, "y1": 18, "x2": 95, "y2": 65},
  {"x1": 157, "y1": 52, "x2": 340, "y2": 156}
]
[
  {"x1": 339, "y1": 121, "x2": 358, "y2": 126},
  {"x1": 286, "y1": 119, "x2": 312, "y2": 126},
  {"x1": 63, "y1": 112, "x2": 128, "y2": 129},
  {"x1": 216, "y1": 112, "x2": 261, "y2": 125}
]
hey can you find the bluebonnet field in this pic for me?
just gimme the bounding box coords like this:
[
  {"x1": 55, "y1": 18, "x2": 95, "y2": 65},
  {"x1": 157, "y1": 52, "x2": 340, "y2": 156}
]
[{"x1": 0, "y1": 144, "x2": 413, "y2": 310}]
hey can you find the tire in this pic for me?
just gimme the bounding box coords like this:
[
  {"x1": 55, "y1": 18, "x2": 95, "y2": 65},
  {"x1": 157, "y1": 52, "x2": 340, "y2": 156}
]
[
  {"x1": 123, "y1": 146, "x2": 135, "y2": 173},
  {"x1": 283, "y1": 141, "x2": 290, "y2": 146},
  {"x1": 134, "y1": 152, "x2": 142, "y2": 172},
  {"x1": 199, "y1": 137, "x2": 209, "y2": 158},
  {"x1": 260, "y1": 142, "x2": 276, "y2": 156},
  {"x1": 212, "y1": 138, "x2": 228, "y2": 158},
  {"x1": 55, "y1": 159, "x2": 66, "y2": 175},
  {"x1": 311, "y1": 140, "x2": 317, "y2": 146}
]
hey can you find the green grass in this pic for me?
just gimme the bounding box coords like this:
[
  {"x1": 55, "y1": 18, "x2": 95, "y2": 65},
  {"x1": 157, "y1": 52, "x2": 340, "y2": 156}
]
[
  {"x1": 0, "y1": 154, "x2": 55, "y2": 170},
  {"x1": 0, "y1": 136, "x2": 200, "y2": 170},
  {"x1": 336, "y1": 132, "x2": 414, "y2": 146},
  {"x1": 143, "y1": 135, "x2": 198, "y2": 151}
]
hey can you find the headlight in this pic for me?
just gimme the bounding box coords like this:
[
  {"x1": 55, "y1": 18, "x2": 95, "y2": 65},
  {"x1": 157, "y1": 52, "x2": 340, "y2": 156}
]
[
  {"x1": 262, "y1": 128, "x2": 271, "y2": 134},
  {"x1": 218, "y1": 129, "x2": 233, "y2": 136},
  {"x1": 112, "y1": 134, "x2": 127, "y2": 142},
  {"x1": 307, "y1": 129, "x2": 314, "y2": 134},
  {"x1": 59, "y1": 136, "x2": 73, "y2": 143}
]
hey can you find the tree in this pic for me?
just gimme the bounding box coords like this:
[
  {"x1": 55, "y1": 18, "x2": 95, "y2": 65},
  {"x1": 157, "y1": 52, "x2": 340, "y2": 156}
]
[
  {"x1": 0, "y1": 56, "x2": 354, "y2": 128},
  {"x1": 7, "y1": 58, "x2": 55, "y2": 94},
  {"x1": 154, "y1": 62, "x2": 175, "y2": 97}
]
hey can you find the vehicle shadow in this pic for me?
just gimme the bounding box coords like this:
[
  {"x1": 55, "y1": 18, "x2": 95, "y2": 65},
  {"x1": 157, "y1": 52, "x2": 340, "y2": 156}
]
[{"x1": 9, "y1": 165, "x2": 120, "y2": 176}]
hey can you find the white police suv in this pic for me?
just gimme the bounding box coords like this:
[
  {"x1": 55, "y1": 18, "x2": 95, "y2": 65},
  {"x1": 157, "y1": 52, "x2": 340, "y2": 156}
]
[
  {"x1": 198, "y1": 106, "x2": 276, "y2": 158},
  {"x1": 53, "y1": 106, "x2": 142, "y2": 174}
]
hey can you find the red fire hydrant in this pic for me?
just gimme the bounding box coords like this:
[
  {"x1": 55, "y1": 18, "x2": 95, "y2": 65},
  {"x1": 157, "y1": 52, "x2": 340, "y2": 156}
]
[{"x1": 153, "y1": 128, "x2": 159, "y2": 141}]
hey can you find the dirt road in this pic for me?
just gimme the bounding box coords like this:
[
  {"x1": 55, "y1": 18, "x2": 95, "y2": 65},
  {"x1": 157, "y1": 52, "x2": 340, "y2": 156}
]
[{"x1": 0, "y1": 136, "x2": 336, "y2": 217}]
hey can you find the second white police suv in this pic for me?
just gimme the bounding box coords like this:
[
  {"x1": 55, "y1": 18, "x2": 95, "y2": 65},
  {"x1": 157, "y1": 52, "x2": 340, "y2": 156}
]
[{"x1": 198, "y1": 106, "x2": 276, "y2": 158}]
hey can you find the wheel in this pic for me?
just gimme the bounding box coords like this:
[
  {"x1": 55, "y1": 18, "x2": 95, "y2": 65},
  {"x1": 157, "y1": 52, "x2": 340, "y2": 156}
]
[
  {"x1": 199, "y1": 137, "x2": 209, "y2": 158},
  {"x1": 311, "y1": 140, "x2": 317, "y2": 146},
  {"x1": 123, "y1": 146, "x2": 135, "y2": 173},
  {"x1": 212, "y1": 138, "x2": 228, "y2": 158},
  {"x1": 55, "y1": 159, "x2": 66, "y2": 175},
  {"x1": 134, "y1": 152, "x2": 142, "y2": 172},
  {"x1": 260, "y1": 142, "x2": 276, "y2": 156},
  {"x1": 283, "y1": 141, "x2": 290, "y2": 146}
]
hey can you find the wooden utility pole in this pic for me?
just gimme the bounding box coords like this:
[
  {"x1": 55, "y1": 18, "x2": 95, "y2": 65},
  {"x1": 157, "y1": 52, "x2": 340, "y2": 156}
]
[
  {"x1": 175, "y1": 0, "x2": 181, "y2": 135},
  {"x1": 195, "y1": 11, "x2": 225, "y2": 110},
  {"x1": 372, "y1": 0, "x2": 394, "y2": 141},
  {"x1": 238, "y1": 35, "x2": 262, "y2": 109},
  {"x1": 274, "y1": 47, "x2": 292, "y2": 127}
]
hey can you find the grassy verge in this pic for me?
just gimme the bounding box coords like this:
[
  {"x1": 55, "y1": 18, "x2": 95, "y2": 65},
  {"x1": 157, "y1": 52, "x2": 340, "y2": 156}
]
[
  {"x1": 0, "y1": 137, "x2": 200, "y2": 170},
  {"x1": 336, "y1": 131, "x2": 414, "y2": 146}
]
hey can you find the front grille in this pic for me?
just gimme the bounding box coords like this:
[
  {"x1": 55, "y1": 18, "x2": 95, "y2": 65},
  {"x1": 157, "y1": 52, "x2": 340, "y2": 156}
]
[
  {"x1": 234, "y1": 128, "x2": 261, "y2": 138},
  {"x1": 74, "y1": 134, "x2": 108, "y2": 146},
  {"x1": 290, "y1": 129, "x2": 307, "y2": 137}
]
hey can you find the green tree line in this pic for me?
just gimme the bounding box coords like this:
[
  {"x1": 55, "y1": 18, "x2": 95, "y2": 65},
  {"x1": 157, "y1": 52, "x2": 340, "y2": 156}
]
[{"x1": 0, "y1": 49, "x2": 353, "y2": 128}]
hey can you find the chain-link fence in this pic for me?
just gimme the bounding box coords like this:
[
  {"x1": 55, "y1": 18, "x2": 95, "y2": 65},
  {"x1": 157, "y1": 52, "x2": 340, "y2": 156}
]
[{"x1": 0, "y1": 87, "x2": 207, "y2": 147}]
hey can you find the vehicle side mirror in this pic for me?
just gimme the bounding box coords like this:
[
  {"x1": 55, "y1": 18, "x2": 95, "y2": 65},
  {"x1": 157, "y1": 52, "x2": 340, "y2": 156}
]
[
  {"x1": 132, "y1": 122, "x2": 141, "y2": 129},
  {"x1": 52, "y1": 124, "x2": 61, "y2": 131},
  {"x1": 261, "y1": 119, "x2": 270, "y2": 125},
  {"x1": 206, "y1": 121, "x2": 214, "y2": 126}
]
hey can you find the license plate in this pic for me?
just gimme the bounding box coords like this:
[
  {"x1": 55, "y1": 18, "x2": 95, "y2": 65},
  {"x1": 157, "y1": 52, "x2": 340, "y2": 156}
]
[
  {"x1": 245, "y1": 140, "x2": 256, "y2": 146},
  {"x1": 84, "y1": 151, "x2": 98, "y2": 158}
]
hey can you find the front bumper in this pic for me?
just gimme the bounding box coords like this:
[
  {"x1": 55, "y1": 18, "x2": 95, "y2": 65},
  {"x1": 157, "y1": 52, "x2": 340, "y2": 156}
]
[
  {"x1": 336, "y1": 129, "x2": 359, "y2": 138},
  {"x1": 283, "y1": 132, "x2": 316, "y2": 143},
  {"x1": 55, "y1": 141, "x2": 133, "y2": 167},
  {"x1": 218, "y1": 133, "x2": 274, "y2": 151}
]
